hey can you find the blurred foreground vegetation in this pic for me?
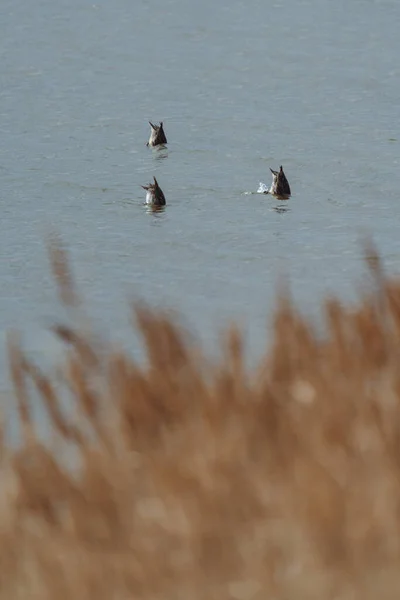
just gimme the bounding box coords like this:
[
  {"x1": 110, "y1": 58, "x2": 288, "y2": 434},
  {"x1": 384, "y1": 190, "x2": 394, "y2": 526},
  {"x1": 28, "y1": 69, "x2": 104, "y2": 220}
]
[{"x1": 1, "y1": 242, "x2": 400, "y2": 599}]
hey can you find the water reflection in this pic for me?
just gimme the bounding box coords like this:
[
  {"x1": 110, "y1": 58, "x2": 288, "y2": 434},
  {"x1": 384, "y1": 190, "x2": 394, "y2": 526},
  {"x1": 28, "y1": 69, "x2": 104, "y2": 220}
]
[
  {"x1": 273, "y1": 204, "x2": 290, "y2": 214},
  {"x1": 146, "y1": 205, "x2": 166, "y2": 217},
  {"x1": 152, "y1": 146, "x2": 168, "y2": 161}
]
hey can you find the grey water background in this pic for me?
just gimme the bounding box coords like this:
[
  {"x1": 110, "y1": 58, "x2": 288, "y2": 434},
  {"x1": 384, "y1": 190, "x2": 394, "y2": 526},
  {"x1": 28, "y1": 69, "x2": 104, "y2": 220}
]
[{"x1": 1, "y1": 0, "x2": 400, "y2": 399}]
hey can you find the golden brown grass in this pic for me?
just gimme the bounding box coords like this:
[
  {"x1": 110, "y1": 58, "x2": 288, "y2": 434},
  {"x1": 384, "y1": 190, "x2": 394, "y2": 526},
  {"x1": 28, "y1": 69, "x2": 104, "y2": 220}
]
[{"x1": 1, "y1": 241, "x2": 400, "y2": 598}]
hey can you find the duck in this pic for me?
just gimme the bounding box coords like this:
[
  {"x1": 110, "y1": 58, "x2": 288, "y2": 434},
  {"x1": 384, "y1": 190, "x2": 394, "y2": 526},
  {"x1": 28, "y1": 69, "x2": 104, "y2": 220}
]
[
  {"x1": 146, "y1": 121, "x2": 167, "y2": 147},
  {"x1": 141, "y1": 176, "x2": 166, "y2": 207},
  {"x1": 258, "y1": 165, "x2": 291, "y2": 199}
]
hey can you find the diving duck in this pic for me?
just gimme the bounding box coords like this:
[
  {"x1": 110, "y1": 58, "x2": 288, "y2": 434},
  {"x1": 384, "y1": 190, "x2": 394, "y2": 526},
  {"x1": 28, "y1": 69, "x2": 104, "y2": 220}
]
[
  {"x1": 258, "y1": 166, "x2": 291, "y2": 199},
  {"x1": 147, "y1": 121, "x2": 167, "y2": 147},
  {"x1": 141, "y1": 176, "x2": 166, "y2": 207}
]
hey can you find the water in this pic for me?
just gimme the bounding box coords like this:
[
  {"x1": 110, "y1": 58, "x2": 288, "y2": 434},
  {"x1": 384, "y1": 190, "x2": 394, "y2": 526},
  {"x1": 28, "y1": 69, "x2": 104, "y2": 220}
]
[{"x1": 1, "y1": 0, "x2": 400, "y2": 394}]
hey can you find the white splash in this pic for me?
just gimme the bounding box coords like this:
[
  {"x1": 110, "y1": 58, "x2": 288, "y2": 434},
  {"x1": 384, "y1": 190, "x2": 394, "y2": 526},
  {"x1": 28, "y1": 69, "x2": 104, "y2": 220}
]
[{"x1": 257, "y1": 182, "x2": 269, "y2": 194}]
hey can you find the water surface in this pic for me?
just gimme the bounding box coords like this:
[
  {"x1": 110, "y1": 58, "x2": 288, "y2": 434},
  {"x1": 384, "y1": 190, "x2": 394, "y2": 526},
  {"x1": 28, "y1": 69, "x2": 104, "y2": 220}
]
[{"x1": 1, "y1": 0, "x2": 400, "y2": 394}]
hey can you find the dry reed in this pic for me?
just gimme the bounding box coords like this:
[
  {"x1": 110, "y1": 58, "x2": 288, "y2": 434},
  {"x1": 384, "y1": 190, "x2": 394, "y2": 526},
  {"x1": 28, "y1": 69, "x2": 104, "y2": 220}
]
[{"x1": 1, "y1": 242, "x2": 400, "y2": 599}]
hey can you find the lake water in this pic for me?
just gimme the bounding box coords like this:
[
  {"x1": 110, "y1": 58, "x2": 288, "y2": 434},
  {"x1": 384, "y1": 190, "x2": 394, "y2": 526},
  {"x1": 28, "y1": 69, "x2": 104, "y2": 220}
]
[{"x1": 1, "y1": 0, "x2": 400, "y2": 394}]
